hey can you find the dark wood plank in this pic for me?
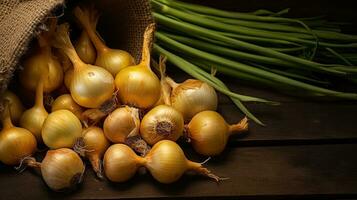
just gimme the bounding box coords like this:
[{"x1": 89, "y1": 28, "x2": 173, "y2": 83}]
[{"x1": 1, "y1": 144, "x2": 357, "y2": 199}]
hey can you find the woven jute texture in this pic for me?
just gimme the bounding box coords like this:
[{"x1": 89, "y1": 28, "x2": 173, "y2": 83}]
[{"x1": 0, "y1": 0, "x2": 153, "y2": 113}]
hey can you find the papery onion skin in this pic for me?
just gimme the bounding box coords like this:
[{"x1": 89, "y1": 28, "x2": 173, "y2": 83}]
[
  {"x1": 42, "y1": 110, "x2": 82, "y2": 149},
  {"x1": 188, "y1": 111, "x2": 248, "y2": 156},
  {"x1": 169, "y1": 79, "x2": 218, "y2": 122},
  {"x1": 20, "y1": 107, "x2": 48, "y2": 143},
  {"x1": 64, "y1": 68, "x2": 74, "y2": 90},
  {"x1": 115, "y1": 24, "x2": 161, "y2": 109},
  {"x1": 0, "y1": 127, "x2": 37, "y2": 165},
  {"x1": 2, "y1": 91, "x2": 24, "y2": 124},
  {"x1": 75, "y1": 31, "x2": 96, "y2": 64},
  {"x1": 71, "y1": 65, "x2": 115, "y2": 108},
  {"x1": 103, "y1": 106, "x2": 140, "y2": 143},
  {"x1": 140, "y1": 105, "x2": 184, "y2": 145},
  {"x1": 20, "y1": 50, "x2": 63, "y2": 93},
  {"x1": 95, "y1": 49, "x2": 135, "y2": 77},
  {"x1": 52, "y1": 94, "x2": 83, "y2": 120},
  {"x1": 103, "y1": 144, "x2": 144, "y2": 182},
  {"x1": 41, "y1": 148, "x2": 85, "y2": 191},
  {"x1": 82, "y1": 127, "x2": 109, "y2": 177}
]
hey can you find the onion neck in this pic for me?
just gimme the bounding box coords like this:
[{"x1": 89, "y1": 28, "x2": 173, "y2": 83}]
[
  {"x1": 140, "y1": 23, "x2": 155, "y2": 70},
  {"x1": 88, "y1": 155, "x2": 104, "y2": 179},
  {"x1": 228, "y1": 117, "x2": 249, "y2": 136},
  {"x1": 1, "y1": 101, "x2": 14, "y2": 129},
  {"x1": 65, "y1": 48, "x2": 87, "y2": 71},
  {"x1": 165, "y1": 77, "x2": 179, "y2": 89},
  {"x1": 34, "y1": 74, "x2": 45, "y2": 109}
]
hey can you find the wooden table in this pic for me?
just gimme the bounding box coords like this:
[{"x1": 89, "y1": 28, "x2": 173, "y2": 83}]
[{"x1": 1, "y1": 0, "x2": 357, "y2": 199}]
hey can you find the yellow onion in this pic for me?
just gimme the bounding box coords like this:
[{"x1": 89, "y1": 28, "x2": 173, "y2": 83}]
[
  {"x1": 115, "y1": 24, "x2": 160, "y2": 109},
  {"x1": 53, "y1": 23, "x2": 115, "y2": 108},
  {"x1": 103, "y1": 140, "x2": 221, "y2": 183},
  {"x1": 74, "y1": 6, "x2": 134, "y2": 77},
  {"x1": 42, "y1": 109, "x2": 82, "y2": 149},
  {"x1": 103, "y1": 106, "x2": 140, "y2": 143},
  {"x1": 51, "y1": 94, "x2": 83, "y2": 120},
  {"x1": 19, "y1": 71, "x2": 48, "y2": 143},
  {"x1": 41, "y1": 148, "x2": 85, "y2": 191},
  {"x1": 2, "y1": 90, "x2": 24, "y2": 124},
  {"x1": 188, "y1": 111, "x2": 248, "y2": 156},
  {"x1": 166, "y1": 77, "x2": 218, "y2": 122},
  {"x1": 75, "y1": 31, "x2": 96, "y2": 64},
  {"x1": 55, "y1": 49, "x2": 72, "y2": 72},
  {"x1": 0, "y1": 102, "x2": 37, "y2": 166},
  {"x1": 154, "y1": 56, "x2": 171, "y2": 106},
  {"x1": 103, "y1": 144, "x2": 144, "y2": 182},
  {"x1": 19, "y1": 20, "x2": 63, "y2": 92},
  {"x1": 64, "y1": 68, "x2": 74, "y2": 90},
  {"x1": 81, "y1": 127, "x2": 109, "y2": 178},
  {"x1": 140, "y1": 105, "x2": 184, "y2": 145}
]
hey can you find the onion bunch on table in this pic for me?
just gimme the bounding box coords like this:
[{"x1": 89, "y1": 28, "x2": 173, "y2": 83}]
[
  {"x1": 151, "y1": 0, "x2": 357, "y2": 125},
  {"x1": 0, "y1": 4, "x2": 248, "y2": 192}
]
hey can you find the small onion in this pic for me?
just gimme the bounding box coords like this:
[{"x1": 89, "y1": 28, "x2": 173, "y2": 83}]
[
  {"x1": 115, "y1": 24, "x2": 161, "y2": 109},
  {"x1": 75, "y1": 31, "x2": 96, "y2": 64},
  {"x1": 41, "y1": 148, "x2": 85, "y2": 191},
  {"x1": 103, "y1": 140, "x2": 221, "y2": 183},
  {"x1": 140, "y1": 105, "x2": 184, "y2": 145},
  {"x1": 103, "y1": 106, "x2": 140, "y2": 143},
  {"x1": 20, "y1": 20, "x2": 63, "y2": 92},
  {"x1": 74, "y1": 6, "x2": 134, "y2": 77},
  {"x1": 42, "y1": 109, "x2": 82, "y2": 149},
  {"x1": 0, "y1": 103, "x2": 37, "y2": 166},
  {"x1": 103, "y1": 144, "x2": 144, "y2": 182},
  {"x1": 188, "y1": 111, "x2": 248, "y2": 156},
  {"x1": 53, "y1": 23, "x2": 115, "y2": 108},
  {"x1": 2, "y1": 90, "x2": 24, "y2": 124},
  {"x1": 82, "y1": 127, "x2": 109, "y2": 178},
  {"x1": 166, "y1": 77, "x2": 218, "y2": 122},
  {"x1": 20, "y1": 72, "x2": 48, "y2": 142},
  {"x1": 51, "y1": 94, "x2": 83, "y2": 120}
]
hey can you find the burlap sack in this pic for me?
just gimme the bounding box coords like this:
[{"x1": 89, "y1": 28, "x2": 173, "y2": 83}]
[{"x1": 0, "y1": 0, "x2": 153, "y2": 113}]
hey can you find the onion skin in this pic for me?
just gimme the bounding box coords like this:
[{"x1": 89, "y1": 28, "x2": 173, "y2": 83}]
[
  {"x1": 0, "y1": 107, "x2": 37, "y2": 166},
  {"x1": 168, "y1": 78, "x2": 218, "y2": 122},
  {"x1": 103, "y1": 144, "x2": 144, "y2": 182},
  {"x1": 2, "y1": 91, "x2": 24, "y2": 124},
  {"x1": 75, "y1": 31, "x2": 96, "y2": 64},
  {"x1": 82, "y1": 127, "x2": 110, "y2": 178},
  {"x1": 188, "y1": 111, "x2": 248, "y2": 156},
  {"x1": 42, "y1": 110, "x2": 83, "y2": 149},
  {"x1": 64, "y1": 68, "x2": 74, "y2": 90},
  {"x1": 103, "y1": 106, "x2": 140, "y2": 143},
  {"x1": 19, "y1": 107, "x2": 48, "y2": 143},
  {"x1": 41, "y1": 148, "x2": 85, "y2": 191},
  {"x1": 0, "y1": 127, "x2": 37, "y2": 166},
  {"x1": 95, "y1": 49, "x2": 135, "y2": 77},
  {"x1": 140, "y1": 105, "x2": 184, "y2": 145},
  {"x1": 20, "y1": 49, "x2": 63, "y2": 93},
  {"x1": 115, "y1": 23, "x2": 161, "y2": 109},
  {"x1": 51, "y1": 94, "x2": 83, "y2": 120}
]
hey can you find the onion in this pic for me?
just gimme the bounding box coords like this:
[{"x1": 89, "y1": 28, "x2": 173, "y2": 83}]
[
  {"x1": 140, "y1": 105, "x2": 184, "y2": 145},
  {"x1": 75, "y1": 31, "x2": 96, "y2": 64},
  {"x1": 187, "y1": 111, "x2": 248, "y2": 156},
  {"x1": 64, "y1": 68, "x2": 74, "y2": 90},
  {"x1": 0, "y1": 102, "x2": 37, "y2": 166},
  {"x1": 103, "y1": 140, "x2": 221, "y2": 183},
  {"x1": 103, "y1": 106, "x2": 140, "y2": 143},
  {"x1": 115, "y1": 24, "x2": 161, "y2": 109},
  {"x1": 74, "y1": 5, "x2": 134, "y2": 77},
  {"x1": 41, "y1": 148, "x2": 85, "y2": 191},
  {"x1": 2, "y1": 90, "x2": 24, "y2": 124},
  {"x1": 53, "y1": 23, "x2": 115, "y2": 108},
  {"x1": 42, "y1": 109, "x2": 82, "y2": 149},
  {"x1": 51, "y1": 94, "x2": 83, "y2": 120},
  {"x1": 81, "y1": 127, "x2": 109, "y2": 178},
  {"x1": 20, "y1": 71, "x2": 48, "y2": 143},
  {"x1": 166, "y1": 77, "x2": 218, "y2": 122},
  {"x1": 19, "y1": 19, "x2": 63, "y2": 93}
]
